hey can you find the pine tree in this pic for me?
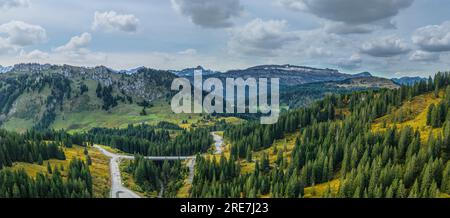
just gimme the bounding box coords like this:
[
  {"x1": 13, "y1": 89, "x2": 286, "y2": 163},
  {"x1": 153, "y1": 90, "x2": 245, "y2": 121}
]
[
  {"x1": 246, "y1": 147, "x2": 252, "y2": 162},
  {"x1": 140, "y1": 107, "x2": 147, "y2": 116},
  {"x1": 86, "y1": 155, "x2": 92, "y2": 166},
  {"x1": 47, "y1": 162, "x2": 52, "y2": 174},
  {"x1": 427, "y1": 104, "x2": 435, "y2": 126},
  {"x1": 38, "y1": 155, "x2": 43, "y2": 165},
  {"x1": 441, "y1": 162, "x2": 450, "y2": 194}
]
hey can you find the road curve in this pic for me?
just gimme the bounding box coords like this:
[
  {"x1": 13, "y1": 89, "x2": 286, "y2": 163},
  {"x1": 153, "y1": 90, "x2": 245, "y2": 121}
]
[
  {"x1": 95, "y1": 132, "x2": 224, "y2": 198},
  {"x1": 94, "y1": 145, "x2": 196, "y2": 198},
  {"x1": 94, "y1": 145, "x2": 141, "y2": 198},
  {"x1": 211, "y1": 132, "x2": 224, "y2": 155}
]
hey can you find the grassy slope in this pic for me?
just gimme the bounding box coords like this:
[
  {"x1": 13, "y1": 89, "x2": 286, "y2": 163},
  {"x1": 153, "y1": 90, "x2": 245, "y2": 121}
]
[
  {"x1": 304, "y1": 179, "x2": 340, "y2": 198},
  {"x1": 52, "y1": 99, "x2": 243, "y2": 133},
  {"x1": 52, "y1": 80, "x2": 243, "y2": 133},
  {"x1": 2, "y1": 87, "x2": 52, "y2": 132},
  {"x1": 52, "y1": 99, "x2": 204, "y2": 133},
  {"x1": 176, "y1": 177, "x2": 192, "y2": 198},
  {"x1": 7, "y1": 145, "x2": 110, "y2": 198},
  {"x1": 240, "y1": 133, "x2": 298, "y2": 175},
  {"x1": 372, "y1": 91, "x2": 443, "y2": 143}
]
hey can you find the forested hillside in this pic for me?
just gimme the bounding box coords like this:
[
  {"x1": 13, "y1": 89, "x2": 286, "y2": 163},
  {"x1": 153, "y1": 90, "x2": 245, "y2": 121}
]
[
  {"x1": 0, "y1": 129, "x2": 110, "y2": 198},
  {"x1": 0, "y1": 158, "x2": 92, "y2": 198},
  {"x1": 85, "y1": 124, "x2": 213, "y2": 156},
  {"x1": 122, "y1": 156, "x2": 187, "y2": 197},
  {"x1": 0, "y1": 129, "x2": 66, "y2": 168},
  {"x1": 191, "y1": 72, "x2": 450, "y2": 198}
]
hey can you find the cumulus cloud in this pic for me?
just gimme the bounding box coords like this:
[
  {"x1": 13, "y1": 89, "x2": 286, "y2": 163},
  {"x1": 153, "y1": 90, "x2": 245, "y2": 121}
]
[
  {"x1": 53, "y1": 33, "x2": 106, "y2": 63},
  {"x1": 0, "y1": 20, "x2": 46, "y2": 47},
  {"x1": 412, "y1": 21, "x2": 450, "y2": 52},
  {"x1": 279, "y1": 0, "x2": 413, "y2": 24},
  {"x1": 228, "y1": 19, "x2": 299, "y2": 56},
  {"x1": 409, "y1": 50, "x2": 440, "y2": 62},
  {"x1": 279, "y1": 0, "x2": 413, "y2": 34},
  {"x1": 0, "y1": 0, "x2": 28, "y2": 9},
  {"x1": 361, "y1": 36, "x2": 410, "y2": 57},
  {"x1": 171, "y1": 0, "x2": 242, "y2": 28},
  {"x1": 21, "y1": 49, "x2": 50, "y2": 60},
  {"x1": 54, "y1": 32, "x2": 91, "y2": 53},
  {"x1": 92, "y1": 11, "x2": 139, "y2": 32}
]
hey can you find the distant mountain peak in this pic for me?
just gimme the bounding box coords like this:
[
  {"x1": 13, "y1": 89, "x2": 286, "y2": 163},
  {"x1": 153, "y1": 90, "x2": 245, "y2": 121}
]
[
  {"x1": 0, "y1": 65, "x2": 13, "y2": 74},
  {"x1": 117, "y1": 66, "x2": 146, "y2": 75},
  {"x1": 353, "y1": 72, "x2": 373, "y2": 78},
  {"x1": 170, "y1": 66, "x2": 219, "y2": 77},
  {"x1": 195, "y1": 65, "x2": 204, "y2": 70}
]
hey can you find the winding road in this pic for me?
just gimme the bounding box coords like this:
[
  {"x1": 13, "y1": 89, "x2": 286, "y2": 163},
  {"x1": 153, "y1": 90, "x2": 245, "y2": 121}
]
[
  {"x1": 94, "y1": 145, "x2": 195, "y2": 198},
  {"x1": 211, "y1": 132, "x2": 224, "y2": 155},
  {"x1": 94, "y1": 132, "x2": 224, "y2": 198}
]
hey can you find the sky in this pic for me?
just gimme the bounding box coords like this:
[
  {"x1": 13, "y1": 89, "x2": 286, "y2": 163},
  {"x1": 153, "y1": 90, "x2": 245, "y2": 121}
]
[{"x1": 1, "y1": 0, "x2": 450, "y2": 77}]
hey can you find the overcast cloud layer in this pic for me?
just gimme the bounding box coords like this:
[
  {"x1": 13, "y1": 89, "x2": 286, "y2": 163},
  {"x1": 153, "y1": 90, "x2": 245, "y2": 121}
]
[{"x1": 1, "y1": 0, "x2": 450, "y2": 77}]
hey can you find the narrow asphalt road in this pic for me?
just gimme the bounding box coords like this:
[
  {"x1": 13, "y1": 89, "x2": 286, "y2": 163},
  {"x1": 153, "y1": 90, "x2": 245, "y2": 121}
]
[
  {"x1": 94, "y1": 145, "x2": 196, "y2": 198},
  {"x1": 211, "y1": 132, "x2": 224, "y2": 155},
  {"x1": 94, "y1": 132, "x2": 224, "y2": 198}
]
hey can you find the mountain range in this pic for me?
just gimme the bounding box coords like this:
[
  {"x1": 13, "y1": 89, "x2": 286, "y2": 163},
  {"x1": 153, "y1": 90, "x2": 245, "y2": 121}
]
[
  {"x1": 171, "y1": 64, "x2": 378, "y2": 86},
  {"x1": 0, "y1": 63, "x2": 176, "y2": 132},
  {"x1": 0, "y1": 63, "x2": 411, "y2": 131}
]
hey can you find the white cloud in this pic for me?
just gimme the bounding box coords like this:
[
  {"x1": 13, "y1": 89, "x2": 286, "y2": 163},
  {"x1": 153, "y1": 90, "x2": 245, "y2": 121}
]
[
  {"x1": 412, "y1": 21, "x2": 450, "y2": 52},
  {"x1": 0, "y1": 20, "x2": 46, "y2": 47},
  {"x1": 409, "y1": 50, "x2": 440, "y2": 62},
  {"x1": 228, "y1": 19, "x2": 299, "y2": 56},
  {"x1": 178, "y1": 48, "x2": 197, "y2": 55},
  {"x1": 171, "y1": 0, "x2": 242, "y2": 28},
  {"x1": 53, "y1": 32, "x2": 105, "y2": 63},
  {"x1": 92, "y1": 11, "x2": 139, "y2": 33},
  {"x1": 361, "y1": 36, "x2": 410, "y2": 57},
  {"x1": 54, "y1": 32, "x2": 91, "y2": 53},
  {"x1": 21, "y1": 49, "x2": 49, "y2": 60},
  {"x1": 0, "y1": 0, "x2": 28, "y2": 9}
]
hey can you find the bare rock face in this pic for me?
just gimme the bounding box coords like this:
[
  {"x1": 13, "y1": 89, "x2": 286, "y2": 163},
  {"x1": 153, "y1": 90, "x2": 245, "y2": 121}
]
[
  {"x1": 0, "y1": 63, "x2": 177, "y2": 129},
  {"x1": 334, "y1": 77, "x2": 400, "y2": 89},
  {"x1": 4, "y1": 63, "x2": 177, "y2": 102}
]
